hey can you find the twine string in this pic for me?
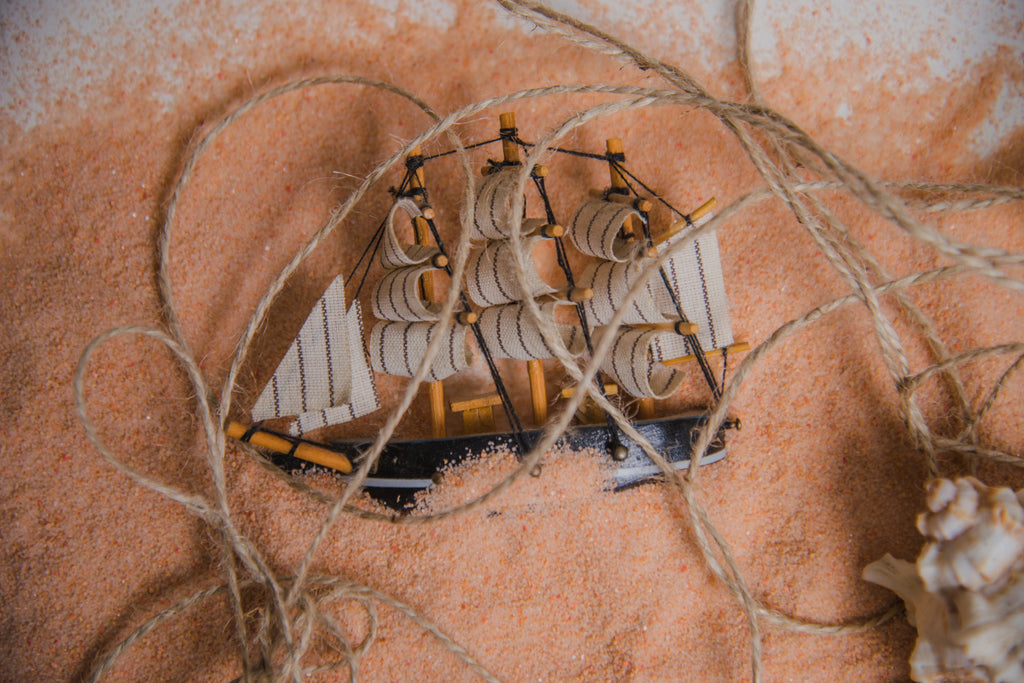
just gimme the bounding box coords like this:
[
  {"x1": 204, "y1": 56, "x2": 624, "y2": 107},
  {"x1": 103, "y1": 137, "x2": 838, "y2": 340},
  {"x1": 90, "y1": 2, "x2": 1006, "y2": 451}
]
[{"x1": 74, "y1": 1, "x2": 1024, "y2": 681}]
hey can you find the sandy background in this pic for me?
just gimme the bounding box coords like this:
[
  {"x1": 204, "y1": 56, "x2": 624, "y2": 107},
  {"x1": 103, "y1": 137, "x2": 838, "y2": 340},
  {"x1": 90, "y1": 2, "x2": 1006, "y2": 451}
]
[{"x1": 2, "y1": 0, "x2": 1024, "y2": 680}]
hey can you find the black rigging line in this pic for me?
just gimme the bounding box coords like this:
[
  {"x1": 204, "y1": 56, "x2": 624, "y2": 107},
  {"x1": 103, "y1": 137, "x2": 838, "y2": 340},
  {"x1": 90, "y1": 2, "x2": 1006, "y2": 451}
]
[
  {"x1": 397, "y1": 160, "x2": 527, "y2": 445},
  {"x1": 420, "y1": 137, "x2": 503, "y2": 161},
  {"x1": 608, "y1": 158, "x2": 688, "y2": 220},
  {"x1": 522, "y1": 139, "x2": 626, "y2": 452},
  {"x1": 348, "y1": 173, "x2": 413, "y2": 298},
  {"x1": 609, "y1": 158, "x2": 724, "y2": 402},
  {"x1": 420, "y1": 212, "x2": 527, "y2": 444}
]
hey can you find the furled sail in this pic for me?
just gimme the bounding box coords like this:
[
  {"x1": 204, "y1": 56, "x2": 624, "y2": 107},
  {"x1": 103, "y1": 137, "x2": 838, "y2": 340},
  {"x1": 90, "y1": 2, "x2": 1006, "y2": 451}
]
[
  {"x1": 466, "y1": 236, "x2": 556, "y2": 307},
  {"x1": 566, "y1": 196, "x2": 735, "y2": 400},
  {"x1": 380, "y1": 197, "x2": 443, "y2": 269},
  {"x1": 368, "y1": 196, "x2": 472, "y2": 384},
  {"x1": 569, "y1": 198, "x2": 645, "y2": 262},
  {"x1": 476, "y1": 302, "x2": 585, "y2": 361},
  {"x1": 596, "y1": 326, "x2": 685, "y2": 400},
  {"x1": 368, "y1": 320, "x2": 471, "y2": 381},
  {"x1": 470, "y1": 168, "x2": 546, "y2": 241},
  {"x1": 371, "y1": 264, "x2": 444, "y2": 322},
  {"x1": 466, "y1": 168, "x2": 586, "y2": 365},
  {"x1": 251, "y1": 275, "x2": 380, "y2": 436},
  {"x1": 577, "y1": 259, "x2": 668, "y2": 326}
]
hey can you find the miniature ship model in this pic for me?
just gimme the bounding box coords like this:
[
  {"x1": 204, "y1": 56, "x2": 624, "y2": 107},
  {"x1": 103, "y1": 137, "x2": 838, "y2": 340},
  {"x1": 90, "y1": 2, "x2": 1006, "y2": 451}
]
[{"x1": 227, "y1": 113, "x2": 747, "y2": 507}]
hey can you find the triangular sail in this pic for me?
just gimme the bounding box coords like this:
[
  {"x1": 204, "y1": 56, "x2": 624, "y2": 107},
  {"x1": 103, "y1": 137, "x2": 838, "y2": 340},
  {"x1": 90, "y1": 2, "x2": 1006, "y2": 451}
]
[
  {"x1": 652, "y1": 215, "x2": 734, "y2": 352},
  {"x1": 251, "y1": 275, "x2": 380, "y2": 436}
]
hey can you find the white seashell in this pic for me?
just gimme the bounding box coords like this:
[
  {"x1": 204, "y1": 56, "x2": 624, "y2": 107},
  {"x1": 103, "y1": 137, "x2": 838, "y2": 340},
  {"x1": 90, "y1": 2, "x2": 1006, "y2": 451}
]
[
  {"x1": 918, "y1": 478, "x2": 978, "y2": 541},
  {"x1": 864, "y1": 477, "x2": 1024, "y2": 683}
]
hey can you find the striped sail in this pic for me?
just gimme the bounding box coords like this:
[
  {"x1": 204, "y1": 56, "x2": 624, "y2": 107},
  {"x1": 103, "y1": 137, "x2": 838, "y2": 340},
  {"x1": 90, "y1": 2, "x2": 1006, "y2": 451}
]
[
  {"x1": 566, "y1": 198, "x2": 735, "y2": 400},
  {"x1": 251, "y1": 275, "x2": 380, "y2": 435},
  {"x1": 368, "y1": 196, "x2": 472, "y2": 383},
  {"x1": 466, "y1": 236, "x2": 556, "y2": 307},
  {"x1": 467, "y1": 171, "x2": 585, "y2": 363},
  {"x1": 577, "y1": 259, "x2": 668, "y2": 326},
  {"x1": 652, "y1": 214, "x2": 734, "y2": 353},
  {"x1": 380, "y1": 197, "x2": 443, "y2": 269},
  {"x1": 476, "y1": 302, "x2": 585, "y2": 361},
  {"x1": 371, "y1": 264, "x2": 444, "y2": 322},
  {"x1": 471, "y1": 168, "x2": 544, "y2": 241},
  {"x1": 368, "y1": 320, "x2": 471, "y2": 381},
  {"x1": 596, "y1": 326, "x2": 685, "y2": 400},
  {"x1": 569, "y1": 199, "x2": 645, "y2": 262}
]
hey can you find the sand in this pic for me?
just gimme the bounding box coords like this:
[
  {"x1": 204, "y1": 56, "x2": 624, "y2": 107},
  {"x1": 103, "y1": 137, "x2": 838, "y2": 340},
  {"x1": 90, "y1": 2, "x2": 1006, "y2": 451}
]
[{"x1": 2, "y1": 1, "x2": 1023, "y2": 680}]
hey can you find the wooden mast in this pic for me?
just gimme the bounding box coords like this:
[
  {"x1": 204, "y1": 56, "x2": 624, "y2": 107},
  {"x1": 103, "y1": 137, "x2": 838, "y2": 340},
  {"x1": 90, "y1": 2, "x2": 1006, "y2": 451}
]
[
  {"x1": 408, "y1": 146, "x2": 448, "y2": 438},
  {"x1": 499, "y1": 112, "x2": 550, "y2": 426},
  {"x1": 606, "y1": 137, "x2": 655, "y2": 419}
]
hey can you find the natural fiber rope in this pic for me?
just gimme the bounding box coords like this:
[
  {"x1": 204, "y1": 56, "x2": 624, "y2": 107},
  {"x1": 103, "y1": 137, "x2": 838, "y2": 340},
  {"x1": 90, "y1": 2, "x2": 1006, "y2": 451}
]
[{"x1": 73, "y1": 1, "x2": 1024, "y2": 680}]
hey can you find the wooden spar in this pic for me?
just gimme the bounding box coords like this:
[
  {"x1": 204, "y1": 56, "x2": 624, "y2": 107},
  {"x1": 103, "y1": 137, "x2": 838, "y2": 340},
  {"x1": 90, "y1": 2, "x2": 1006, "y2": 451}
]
[
  {"x1": 226, "y1": 421, "x2": 353, "y2": 473},
  {"x1": 661, "y1": 340, "x2": 751, "y2": 367},
  {"x1": 408, "y1": 146, "x2": 447, "y2": 438},
  {"x1": 499, "y1": 111, "x2": 520, "y2": 165},
  {"x1": 535, "y1": 287, "x2": 593, "y2": 305},
  {"x1": 560, "y1": 383, "x2": 618, "y2": 399},
  {"x1": 449, "y1": 393, "x2": 502, "y2": 434},
  {"x1": 499, "y1": 111, "x2": 550, "y2": 426},
  {"x1": 632, "y1": 321, "x2": 700, "y2": 336},
  {"x1": 606, "y1": 138, "x2": 654, "y2": 418},
  {"x1": 605, "y1": 138, "x2": 638, "y2": 240},
  {"x1": 652, "y1": 196, "x2": 718, "y2": 247},
  {"x1": 588, "y1": 188, "x2": 652, "y2": 213}
]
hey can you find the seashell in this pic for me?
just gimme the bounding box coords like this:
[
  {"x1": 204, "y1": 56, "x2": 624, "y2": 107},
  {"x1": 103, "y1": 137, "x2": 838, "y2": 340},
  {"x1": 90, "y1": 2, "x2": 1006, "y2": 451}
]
[{"x1": 863, "y1": 477, "x2": 1024, "y2": 683}]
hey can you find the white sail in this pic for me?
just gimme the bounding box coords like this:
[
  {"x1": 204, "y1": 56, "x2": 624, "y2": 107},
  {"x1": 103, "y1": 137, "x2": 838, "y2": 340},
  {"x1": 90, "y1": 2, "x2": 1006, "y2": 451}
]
[
  {"x1": 653, "y1": 217, "x2": 734, "y2": 352},
  {"x1": 471, "y1": 168, "x2": 542, "y2": 241},
  {"x1": 465, "y1": 236, "x2": 556, "y2": 307},
  {"x1": 251, "y1": 276, "x2": 380, "y2": 435},
  {"x1": 578, "y1": 259, "x2": 668, "y2": 326},
  {"x1": 368, "y1": 321, "x2": 471, "y2": 382},
  {"x1": 380, "y1": 198, "x2": 442, "y2": 269},
  {"x1": 476, "y1": 302, "x2": 586, "y2": 361},
  {"x1": 569, "y1": 198, "x2": 644, "y2": 262},
  {"x1": 371, "y1": 264, "x2": 443, "y2": 322},
  {"x1": 597, "y1": 327, "x2": 685, "y2": 400}
]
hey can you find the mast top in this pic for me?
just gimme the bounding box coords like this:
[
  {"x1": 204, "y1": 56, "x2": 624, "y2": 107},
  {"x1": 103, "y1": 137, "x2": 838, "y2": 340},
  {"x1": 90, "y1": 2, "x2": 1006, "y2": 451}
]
[{"x1": 499, "y1": 112, "x2": 520, "y2": 164}]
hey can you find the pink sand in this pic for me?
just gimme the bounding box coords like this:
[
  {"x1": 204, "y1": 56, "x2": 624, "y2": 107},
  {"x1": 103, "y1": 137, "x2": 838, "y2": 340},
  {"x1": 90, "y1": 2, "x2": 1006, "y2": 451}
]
[{"x1": 2, "y1": 1, "x2": 1022, "y2": 680}]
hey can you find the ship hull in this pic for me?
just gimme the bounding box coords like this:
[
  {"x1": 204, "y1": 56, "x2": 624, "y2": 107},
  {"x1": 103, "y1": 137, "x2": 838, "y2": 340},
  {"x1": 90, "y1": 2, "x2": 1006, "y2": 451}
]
[{"x1": 268, "y1": 414, "x2": 736, "y2": 508}]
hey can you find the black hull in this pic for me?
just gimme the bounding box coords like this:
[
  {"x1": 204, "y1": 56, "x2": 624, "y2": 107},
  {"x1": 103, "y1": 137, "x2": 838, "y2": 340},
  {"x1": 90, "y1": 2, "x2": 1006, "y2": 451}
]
[{"x1": 268, "y1": 414, "x2": 736, "y2": 509}]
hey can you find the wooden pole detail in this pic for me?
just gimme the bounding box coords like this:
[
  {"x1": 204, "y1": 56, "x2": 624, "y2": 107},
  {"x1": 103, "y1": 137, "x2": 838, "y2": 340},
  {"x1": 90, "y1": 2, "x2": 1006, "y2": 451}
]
[
  {"x1": 226, "y1": 421, "x2": 353, "y2": 474},
  {"x1": 607, "y1": 138, "x2": 653, "y2": 417},
  {"x1": 653, "y1": 196, "x2": 718, "y2": 247},
  {"x1": 632, "y1": 321, "x2": 699, "y2": 336},
  {"x1": 661, "y1": 341, "x2": 751, "y2": 367},
  {"x1": 500, "y1": 111, "x2": 550, "y2": 428},
  {"x1": 527, "y1": 359, "x2": 547, "y2": 424},
  {"x1": 450, "y1": 393, "x2": 503, "y2": 434},
  {"x1": 408, "y1": 146, "x2": 447, "y2": 439},
  {"x1": 606, "y1": 138, "x2": 638, "y2": 240},
  {"x1": 499, "y1": 112, "x2": 520, "y2": 164},
  {"x1": 589, "y1": 188, "x2": 652, "y2": 212}
]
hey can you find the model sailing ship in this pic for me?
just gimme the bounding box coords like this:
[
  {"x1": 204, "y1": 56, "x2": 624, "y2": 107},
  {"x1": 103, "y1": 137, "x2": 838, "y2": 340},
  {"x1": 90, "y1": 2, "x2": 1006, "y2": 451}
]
[{"x1": 226, "y1": 113, "x2": 747, "y2": 507}]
